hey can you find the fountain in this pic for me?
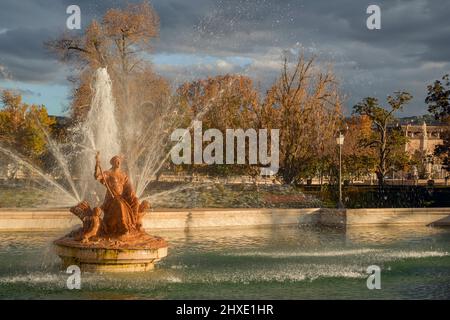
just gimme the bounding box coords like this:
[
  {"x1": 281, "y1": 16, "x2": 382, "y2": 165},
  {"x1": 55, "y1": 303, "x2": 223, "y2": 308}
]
[
  {"x1": 0, "y1": 67, "x2": 271, "y2": 210},
  {"x1": 48, "y1": 68, "x2": 168, "y2": 272},
  {"x1": 0, "y1": 66, "x2": 315, "y2": 269},
  {"x1": 53, "y1": 151, "x2": 168, "y2": 272}
]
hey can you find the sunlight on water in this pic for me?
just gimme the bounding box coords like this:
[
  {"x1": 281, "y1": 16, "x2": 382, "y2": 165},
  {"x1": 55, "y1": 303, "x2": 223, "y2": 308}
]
[{"x1": 0, "y1": 225, "x2": 449, "y2": 299}]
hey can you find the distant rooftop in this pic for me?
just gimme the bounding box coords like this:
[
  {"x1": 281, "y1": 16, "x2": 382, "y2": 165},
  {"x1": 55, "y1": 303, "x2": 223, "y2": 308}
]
[{"x1": 397, "y1": 114, "x2": 442, "y2": 125}]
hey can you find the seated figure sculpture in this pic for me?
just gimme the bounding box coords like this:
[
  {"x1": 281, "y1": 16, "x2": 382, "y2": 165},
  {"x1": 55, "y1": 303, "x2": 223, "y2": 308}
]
[
  {"x1": 94, "y1": 152, "x2": 139, "y2": 237},
  {"x1": 68, "y1": 152, "x2": 150, "y2": 242},
  {"x1": 54, "y1": 152, "x2": 167, "y2": 272}
]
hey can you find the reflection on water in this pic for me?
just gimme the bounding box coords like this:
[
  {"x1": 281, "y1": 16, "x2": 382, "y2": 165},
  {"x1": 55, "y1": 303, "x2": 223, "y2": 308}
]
[
  {"x1": 0, "y1": 225, "x2": 449, "y2": 299},
  {"x1": 346, "y1": 225, "x2": 446, "y2": 244}
]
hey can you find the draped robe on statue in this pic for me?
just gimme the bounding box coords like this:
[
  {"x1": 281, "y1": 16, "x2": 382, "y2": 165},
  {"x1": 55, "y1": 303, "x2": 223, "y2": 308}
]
[{"x1": 95, "y1": 163, "x2": 140, "y2": 236}]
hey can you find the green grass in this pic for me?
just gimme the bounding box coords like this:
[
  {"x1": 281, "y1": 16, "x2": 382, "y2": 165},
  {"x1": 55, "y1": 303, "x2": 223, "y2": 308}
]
[{"x1": 0, "y1": 185, "x2": 52, "y2": 208}]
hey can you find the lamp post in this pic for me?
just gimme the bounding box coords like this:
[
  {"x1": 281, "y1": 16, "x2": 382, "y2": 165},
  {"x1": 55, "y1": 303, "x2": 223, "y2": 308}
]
[{"x1": 336, "y1": 132, "x2": 345, "y2": 209}]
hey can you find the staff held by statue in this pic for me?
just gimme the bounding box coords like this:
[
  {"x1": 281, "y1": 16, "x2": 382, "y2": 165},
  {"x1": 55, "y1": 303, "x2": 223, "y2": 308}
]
[{"x1": 95, "y1": 151, "x2": 116, "y2": 199}]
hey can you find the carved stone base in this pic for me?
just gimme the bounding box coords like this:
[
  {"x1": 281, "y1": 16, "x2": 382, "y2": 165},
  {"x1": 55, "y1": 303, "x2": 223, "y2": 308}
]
[{"x1": 54, "y1": 233, "x2": 168, "y2": 273}]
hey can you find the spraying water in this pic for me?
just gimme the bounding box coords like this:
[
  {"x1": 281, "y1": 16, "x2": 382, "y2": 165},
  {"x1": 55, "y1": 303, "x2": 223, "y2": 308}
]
[
  {"x1": 81, "y1": 68, "x2": 121, "y2": 163},
  {"x1": 0, "y1": 145, "x2": 78, "y2": 206},
  {"x1": 73, "y1": 68, "x2": 122, "y2": 201},
  {"x1": 0, "y1": 67, "x2": 287, "y2": 209}
]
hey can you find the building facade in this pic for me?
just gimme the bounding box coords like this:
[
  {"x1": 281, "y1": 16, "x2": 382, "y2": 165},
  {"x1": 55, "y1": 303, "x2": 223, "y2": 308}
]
[{"x1": 403, "y1": 122, "x2": 446, "y2": 178}]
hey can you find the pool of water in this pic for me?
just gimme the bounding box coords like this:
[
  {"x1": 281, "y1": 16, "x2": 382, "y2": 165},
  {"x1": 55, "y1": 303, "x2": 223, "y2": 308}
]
[{"x1": 0, "y1": 225, "x2": 449, "y2": 299}]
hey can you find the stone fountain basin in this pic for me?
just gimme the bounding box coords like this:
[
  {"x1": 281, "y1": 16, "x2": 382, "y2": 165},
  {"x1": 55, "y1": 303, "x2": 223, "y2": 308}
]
[{"x1": 54, "y1": 235, "x2": 168, "y2": 272}]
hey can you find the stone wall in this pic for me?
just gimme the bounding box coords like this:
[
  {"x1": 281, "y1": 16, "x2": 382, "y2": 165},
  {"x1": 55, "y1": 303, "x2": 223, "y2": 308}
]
[
  {"x1": 0, "y1": 208, "x2": 321, "y2": 231},
  {"x1": 318, "y1": 208, "x2": 450, "y2": 227},
  {"x1": 0, "y1": 207, "x2": 449, "y2": 231}
]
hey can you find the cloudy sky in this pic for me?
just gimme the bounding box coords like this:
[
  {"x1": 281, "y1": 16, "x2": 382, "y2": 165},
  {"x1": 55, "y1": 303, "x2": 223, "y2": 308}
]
[{"x1": 0, "y1": 0, "x2": 449, "y2": 116}]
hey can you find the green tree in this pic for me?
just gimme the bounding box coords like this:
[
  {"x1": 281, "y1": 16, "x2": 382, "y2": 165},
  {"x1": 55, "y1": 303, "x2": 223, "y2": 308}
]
[
  {"x1": 353, "y1": 92, "x2": 412, "y2": 186},
  {"x1": 426, "y1": 74, "x2": 450, "y2": 171}
]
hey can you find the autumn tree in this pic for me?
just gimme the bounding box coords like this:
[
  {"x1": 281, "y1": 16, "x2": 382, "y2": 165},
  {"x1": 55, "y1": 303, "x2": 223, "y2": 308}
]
[
  {"x1": 342, "y1": 115, "x2": 377, "y2": 182},
  {"x1": 178, "y1": 75, "x2": 259, "y2": 128},
  {"x1": 47, "y1": 1, "x2": 174, "y2": 182},
  {"x1": 0, "y1": 90, "x2": 55, "y2": 177},
  {"x1": 426, "y1": 74, "x2": 450, "y2": 172},
  {"x1": 47, "y1": 1, "x2": 165, "y2": 109},
  {"x1": 353, "y1": 92, "x2": 412, "y2": 185},
  {"x1": 260, "y1": 54, "x2": 342, "y2": 184},
  {"x1": 47, "y1": 1, "x2": 168, "y2": 116},
  {"x1": 176, "y1": 74, "x2": 261, "y2": 176},
  {"x1": 47, "y1": 1, "x2": 159, "y2": 77}
]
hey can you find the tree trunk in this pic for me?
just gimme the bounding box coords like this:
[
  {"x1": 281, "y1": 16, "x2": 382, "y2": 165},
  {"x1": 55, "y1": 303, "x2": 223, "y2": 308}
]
[{"x1": 378, "y1": 126, "x2": 387, "y2": 186}]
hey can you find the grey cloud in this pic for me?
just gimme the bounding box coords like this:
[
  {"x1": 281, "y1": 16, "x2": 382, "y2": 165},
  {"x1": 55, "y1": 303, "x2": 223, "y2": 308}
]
[
  {"x1": 0, "y1": 87, "x2": 42, "y2": 97},
  {"x1": 0, "y1": 64, "x2": 11, "y2": 80},
  {"x1": 0, "y1": 0, "x2": 449, "y2": 115},
  {"x1": 0, "y1": 28, "x2": 54, "y2": 60}
]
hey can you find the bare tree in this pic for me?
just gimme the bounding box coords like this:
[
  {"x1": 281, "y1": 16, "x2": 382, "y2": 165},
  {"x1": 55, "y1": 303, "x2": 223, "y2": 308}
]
[
  {"x1": 261, "y1": 54, "x2": 343, "y2": 184},
  {"x1": 46, "y1": 2, "x2": 175, "y2": 183}
]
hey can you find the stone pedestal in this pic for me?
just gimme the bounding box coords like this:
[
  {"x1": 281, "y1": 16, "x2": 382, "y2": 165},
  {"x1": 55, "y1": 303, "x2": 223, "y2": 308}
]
[{"x1": 54, "y1": 234, "x2": 168, "y2": 272}]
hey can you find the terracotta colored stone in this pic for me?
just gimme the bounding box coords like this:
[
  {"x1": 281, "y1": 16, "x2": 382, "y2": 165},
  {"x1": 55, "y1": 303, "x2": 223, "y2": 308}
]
[{"x1": 54, "y1": 152, "x2": 168, "y2": 272}]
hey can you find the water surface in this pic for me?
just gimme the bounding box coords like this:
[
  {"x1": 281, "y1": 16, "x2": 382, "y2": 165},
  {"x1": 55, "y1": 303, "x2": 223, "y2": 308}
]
[{"x1": 0, "y1": 225, "x2": 449, "y2": 299}]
